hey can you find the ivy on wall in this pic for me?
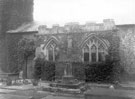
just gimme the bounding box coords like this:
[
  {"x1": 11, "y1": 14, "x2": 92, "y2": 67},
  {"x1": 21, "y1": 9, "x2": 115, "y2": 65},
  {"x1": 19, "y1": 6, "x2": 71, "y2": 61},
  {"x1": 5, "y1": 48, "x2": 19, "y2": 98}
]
[
  {"x1": 17, "y1": 38, "x2": 36, "y2": 78},
  {"x1": 6, "y1": 30, "x2": 122, "y2": 82},
  {"x1": 6, "y1": 34, "x2": 36, "y2": 75},
  {"x1": 6, "y1": 34, "x2": 22, "y2": 73}
]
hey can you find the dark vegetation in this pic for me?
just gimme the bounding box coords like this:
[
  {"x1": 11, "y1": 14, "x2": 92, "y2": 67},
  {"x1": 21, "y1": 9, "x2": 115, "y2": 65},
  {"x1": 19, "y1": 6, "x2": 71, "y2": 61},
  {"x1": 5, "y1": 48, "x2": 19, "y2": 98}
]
[{"x1": 34, "y1": 57, "x2": 125, "y2": 83}]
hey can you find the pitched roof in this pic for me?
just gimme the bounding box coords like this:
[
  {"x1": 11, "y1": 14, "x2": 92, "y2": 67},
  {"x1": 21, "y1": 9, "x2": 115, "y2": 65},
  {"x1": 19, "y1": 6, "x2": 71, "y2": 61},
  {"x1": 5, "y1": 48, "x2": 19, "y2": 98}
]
[{"x1": 7, "y1": 22, "x2": 39, "y2": 33}]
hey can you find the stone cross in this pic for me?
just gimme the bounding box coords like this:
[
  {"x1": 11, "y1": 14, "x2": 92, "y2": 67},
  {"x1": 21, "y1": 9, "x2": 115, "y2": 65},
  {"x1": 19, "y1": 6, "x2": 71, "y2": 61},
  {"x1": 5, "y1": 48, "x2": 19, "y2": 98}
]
[{"x1": 64, "y1": 63, "x2": 72, "y2": 76}]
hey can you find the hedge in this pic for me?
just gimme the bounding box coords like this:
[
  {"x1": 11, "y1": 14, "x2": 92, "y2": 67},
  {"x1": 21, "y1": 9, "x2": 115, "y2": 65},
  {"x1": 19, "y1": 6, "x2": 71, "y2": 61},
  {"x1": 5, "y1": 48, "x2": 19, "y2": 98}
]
[
  {"x1": 34, "y1": 58, "x2": 55, "y2": 81},
  {"x1": 41, "y1": 61, "x2": 55, "y2": 81},
  {"x1": 34, "y1": 58, "x2": 125, "y2": 83},
  {"x1": 85, "y1": 62, "x2": 113, "y2": 83},
  {"x1": 34, "y1": 57, "x2": 43, "y2": 80}
]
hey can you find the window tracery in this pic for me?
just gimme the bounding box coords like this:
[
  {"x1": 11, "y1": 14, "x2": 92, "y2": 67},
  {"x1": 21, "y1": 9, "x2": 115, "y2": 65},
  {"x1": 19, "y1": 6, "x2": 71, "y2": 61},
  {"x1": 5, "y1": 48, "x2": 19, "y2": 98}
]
[
  {"x1": 45, "y1": 37, "x2": 59, "y2": 61},
  {"x1": 82, "y1": 36, "x2": 108, "y2": 62}
]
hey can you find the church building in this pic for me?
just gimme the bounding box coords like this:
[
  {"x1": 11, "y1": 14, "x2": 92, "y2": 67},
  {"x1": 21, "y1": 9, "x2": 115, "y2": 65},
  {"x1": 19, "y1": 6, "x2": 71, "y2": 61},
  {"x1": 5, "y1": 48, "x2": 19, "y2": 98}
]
[{"x1": 0, "y1": 0, "x2": 135, "y2": 81}]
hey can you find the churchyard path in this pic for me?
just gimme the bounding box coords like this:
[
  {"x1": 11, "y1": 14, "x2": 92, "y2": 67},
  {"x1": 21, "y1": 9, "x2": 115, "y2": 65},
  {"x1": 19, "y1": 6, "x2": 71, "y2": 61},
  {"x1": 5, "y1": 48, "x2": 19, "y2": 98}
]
[{"x1": 0, "y1": 81, "x2": 135, "y2": 99}]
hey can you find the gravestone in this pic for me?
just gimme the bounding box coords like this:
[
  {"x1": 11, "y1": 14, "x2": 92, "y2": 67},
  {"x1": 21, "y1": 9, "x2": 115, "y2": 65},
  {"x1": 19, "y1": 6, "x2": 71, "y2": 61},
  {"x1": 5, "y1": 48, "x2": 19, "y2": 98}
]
[{"x1": 19, "y1": 70, "x2": 23, "y2": 79}]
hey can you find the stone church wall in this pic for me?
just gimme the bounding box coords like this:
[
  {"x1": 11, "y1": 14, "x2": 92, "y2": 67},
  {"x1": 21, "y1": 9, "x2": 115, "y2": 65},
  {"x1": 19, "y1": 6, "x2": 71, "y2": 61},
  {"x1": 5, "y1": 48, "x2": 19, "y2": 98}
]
[
  {"x1": 0, "y1": 0, "x2": 34, "y2": 72},
  {"x1": 35, "y1": 26, "x2": 120, "y2": 81}
]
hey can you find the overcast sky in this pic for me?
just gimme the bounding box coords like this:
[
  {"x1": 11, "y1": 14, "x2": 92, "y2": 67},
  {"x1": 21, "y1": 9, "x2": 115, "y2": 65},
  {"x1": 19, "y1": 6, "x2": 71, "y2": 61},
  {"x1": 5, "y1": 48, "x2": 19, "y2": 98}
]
[{"x1": 34, "y1": 0, "x2": 135, "y2": 27}]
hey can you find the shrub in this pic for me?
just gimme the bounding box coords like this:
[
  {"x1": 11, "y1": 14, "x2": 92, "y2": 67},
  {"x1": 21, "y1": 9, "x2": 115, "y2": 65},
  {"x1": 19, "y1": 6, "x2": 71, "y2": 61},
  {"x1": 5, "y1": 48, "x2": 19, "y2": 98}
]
[
  {"x1": 85, "y1": 59, "x2": 125, "y2": 83},
  {"x1": 41, "y1": 61, "x2": 55, "y2": 81},
  {"x1": 34, "y1": 58, "x2": 124, "y2": 83},
  {"x1": 34, "y1": 58, "x2": 55, "y2": 81},
  {"x1": 72, "y1": 62, "x2": 85, "y2": 81},
  {"x1": 85, "y1": 62, "x2": 111, "y2": 83},
  {"x1": 34, "y1": 57, "x2": 44, "y2": 80}
]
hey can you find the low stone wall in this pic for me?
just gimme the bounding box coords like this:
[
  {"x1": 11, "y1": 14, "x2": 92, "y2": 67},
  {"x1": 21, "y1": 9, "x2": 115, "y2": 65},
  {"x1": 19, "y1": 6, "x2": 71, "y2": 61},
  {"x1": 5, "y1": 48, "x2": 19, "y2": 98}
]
[
  {"x1": 84, "y1": 88, "x2": 133, "y2": 99},
  {"x1": 0, "y1": 73, "x2": 19, "y2": 80}
]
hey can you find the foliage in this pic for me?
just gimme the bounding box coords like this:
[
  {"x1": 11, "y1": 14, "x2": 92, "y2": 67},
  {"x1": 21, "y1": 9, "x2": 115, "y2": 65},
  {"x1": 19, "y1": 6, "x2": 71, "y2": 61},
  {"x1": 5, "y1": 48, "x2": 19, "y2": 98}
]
[
  {"x1": 34, "y1": 57, "x2": 43, "y2": 80},
  {"x1": 112, "y1": 60, "x2": 125, "y2": 82},
  {"x1": 7, "y1": 34, "x2": 36, "y2": 77},
  {"x1": 42, "y1": 60, "x2": 55, "y2": 81},
  {"x1": 34, "y1": 57, "x2": 55, "y2": 81},
  {"x1": 34, "y1": 57, "x2": 123, "y2": 83},
  {"x1": 6, "y1": 34, "x2": 22, "y2": 73},
  {"x1": 33, "y1": 32, "x2": 122, "y2": 83},
  {"x1": 17, "y1": 38, "x2": 36, "y2": 71},
  {"x1": 85, "y1": 62, "x2": 113, "y2": 83},
  {"x1": 120, "y1": 30, "x2": 135, "y2": 74},
  {"x1": 72, "y1": 62, "x2": 85, "y2": 80},
  {"x1": 18, "y1": 38, "x2": 36, "y2": 59},
  {"x1": 85, "y1": 60, "x2": 124, "y2": 83}
]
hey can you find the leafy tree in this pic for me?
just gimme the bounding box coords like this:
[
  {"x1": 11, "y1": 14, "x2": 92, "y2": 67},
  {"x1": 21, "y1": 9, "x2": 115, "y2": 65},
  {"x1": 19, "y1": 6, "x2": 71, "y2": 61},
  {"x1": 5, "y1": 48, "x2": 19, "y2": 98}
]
[
  {"x1": 121, "y1": 30, "x2": 135, "y2": 73},
  {"x1": 17, "y1": 38, "x2": 36, "y2": 78}
]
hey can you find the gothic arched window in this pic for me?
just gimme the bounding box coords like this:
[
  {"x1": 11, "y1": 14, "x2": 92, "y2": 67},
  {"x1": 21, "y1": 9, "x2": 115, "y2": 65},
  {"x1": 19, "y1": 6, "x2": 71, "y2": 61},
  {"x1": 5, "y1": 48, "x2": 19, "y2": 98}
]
[
  {"x1": 44, "y1": 37, "x2": 59, "y2": 61},
  {"x1": 82, "y1": 36, "x2": 108, "y2": 62}
]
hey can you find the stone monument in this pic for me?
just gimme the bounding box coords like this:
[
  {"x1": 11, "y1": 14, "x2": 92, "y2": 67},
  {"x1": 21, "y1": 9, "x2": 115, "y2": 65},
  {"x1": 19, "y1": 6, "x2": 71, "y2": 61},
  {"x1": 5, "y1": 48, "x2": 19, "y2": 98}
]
[
  {"x1": 47, "y1": 61, "x2": 85, "y2": 93},
  {"x1": 42, "y1": 36, "x2": 85, "y2": 93},
  {"x1": 62, "y1": 63, "x2": 74, "y2": 84}
]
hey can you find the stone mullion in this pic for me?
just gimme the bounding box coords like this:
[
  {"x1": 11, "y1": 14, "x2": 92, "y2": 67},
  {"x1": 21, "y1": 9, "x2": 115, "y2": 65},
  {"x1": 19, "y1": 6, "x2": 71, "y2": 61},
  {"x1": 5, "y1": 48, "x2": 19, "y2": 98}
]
[
  {"x1": 46, "y1": 48, "x2": 49, "y2": 60},
  {"x1": 96, "y1": 42, "x2": 99, "y2": 62},
  {"x1": 52, "y1": 46, "x2": 55, "y2": 61},
  {"x1": 82, "y1": 48, "x2": 84, "y2": 62},
  {"x1": 89, "y1": 47, "x2": 91, "y2": 62},
  {"x1": 88, "y1": 43, "x2": 91, "y2": 62}
]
